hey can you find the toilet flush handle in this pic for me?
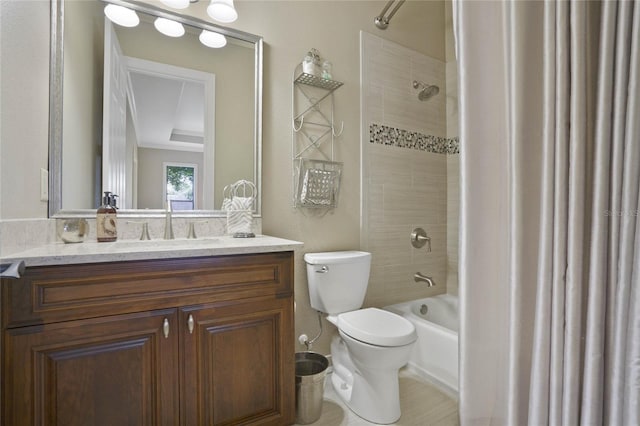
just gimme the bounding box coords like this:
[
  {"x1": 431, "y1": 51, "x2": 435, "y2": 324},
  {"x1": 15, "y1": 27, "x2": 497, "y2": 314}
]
[{"x1": 316, "y1": 265, "x2": 329, "y2": 273}]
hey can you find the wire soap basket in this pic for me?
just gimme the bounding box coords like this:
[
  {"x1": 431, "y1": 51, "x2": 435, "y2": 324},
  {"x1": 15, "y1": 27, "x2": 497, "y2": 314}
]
[{"x1": 295, "y1": 159, "x2": 343, "y2": 208}]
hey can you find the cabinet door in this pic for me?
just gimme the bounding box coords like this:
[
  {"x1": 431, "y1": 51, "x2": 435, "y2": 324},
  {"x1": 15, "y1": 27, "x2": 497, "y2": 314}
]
[
  {"x1": 3, "y1": 309, "x2": 179, "y2": 426},
  {"x1": 181, "y1": 296, "x2": 295, "y2": 426}
]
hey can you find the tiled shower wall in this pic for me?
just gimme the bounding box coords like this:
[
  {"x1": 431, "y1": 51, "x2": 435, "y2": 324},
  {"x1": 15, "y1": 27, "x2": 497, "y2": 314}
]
[{"x1": 361, "y1": 31, "x2": 458, "y2": 307}]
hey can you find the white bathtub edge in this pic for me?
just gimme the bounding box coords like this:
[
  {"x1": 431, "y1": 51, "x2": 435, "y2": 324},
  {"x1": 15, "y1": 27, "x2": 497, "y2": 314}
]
[{"x1": 384, "y1": 295, "x2": 460, "y2": 397}]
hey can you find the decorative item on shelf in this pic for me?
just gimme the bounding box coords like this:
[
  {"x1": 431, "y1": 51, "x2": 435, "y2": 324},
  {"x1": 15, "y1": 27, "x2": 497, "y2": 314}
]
[
  {"x1": 321, "y1": 60, "x2": 333, "y2": 80},
  {"x1": 302, "y1": 48, "x2": 322, "y2": 76},
  {"x1": 59, "y1": 218, "x2": 89, "y2": 244},
  {"x1": 222, "y1": 180, "x2": 257, "y2": 238}
]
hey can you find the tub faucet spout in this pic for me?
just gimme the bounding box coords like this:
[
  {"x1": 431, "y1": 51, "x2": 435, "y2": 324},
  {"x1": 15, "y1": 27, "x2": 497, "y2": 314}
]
[{"x1": 414, "y1": 272, "x2": 435, "y2": 287}]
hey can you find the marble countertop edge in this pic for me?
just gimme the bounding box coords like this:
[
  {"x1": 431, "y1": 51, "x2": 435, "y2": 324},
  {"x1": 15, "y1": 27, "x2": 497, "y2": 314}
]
[{"x1": 1, "y1": 235, "x2": 304, "y2": 267}]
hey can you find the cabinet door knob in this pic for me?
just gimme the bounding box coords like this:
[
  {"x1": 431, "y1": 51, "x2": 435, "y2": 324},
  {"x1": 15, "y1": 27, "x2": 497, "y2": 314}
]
[
  {"x1": 187, "y1": 314, "x2": 195, "y2": 334},
  {"x1": 163, "y1": 318, "x2": 170, "y2": 338}
]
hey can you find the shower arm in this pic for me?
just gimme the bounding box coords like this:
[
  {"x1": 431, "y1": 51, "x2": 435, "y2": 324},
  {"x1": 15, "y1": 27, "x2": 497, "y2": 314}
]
[{"x1": 374, "y1": 0, "x2": 406, "y2": 30}]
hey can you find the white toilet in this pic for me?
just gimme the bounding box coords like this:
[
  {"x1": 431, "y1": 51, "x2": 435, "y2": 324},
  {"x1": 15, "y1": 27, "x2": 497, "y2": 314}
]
[{"x1": 304, "y1": 251, "x2": 417, "y2": 424}]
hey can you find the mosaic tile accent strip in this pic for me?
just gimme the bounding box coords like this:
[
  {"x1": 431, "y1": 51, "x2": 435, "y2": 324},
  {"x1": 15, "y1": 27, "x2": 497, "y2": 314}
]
[{"x1": 370, "y1": 123, "x2": 459, "y2": 155}]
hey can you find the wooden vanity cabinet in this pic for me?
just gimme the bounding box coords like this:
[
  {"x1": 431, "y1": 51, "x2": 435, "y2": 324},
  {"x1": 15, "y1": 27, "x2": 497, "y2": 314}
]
[{"x1": 1, "y1": 251, "x2": 295, "y2": 426}]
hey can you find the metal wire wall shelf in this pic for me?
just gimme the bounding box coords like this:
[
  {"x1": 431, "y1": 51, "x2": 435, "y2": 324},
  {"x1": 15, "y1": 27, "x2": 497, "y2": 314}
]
[
  {"x1": 294, "y1": 73, "x2": 344, "y2": 91},
  {"x1": 292, "y1": 66, "x2": 344, "y2": 209}
]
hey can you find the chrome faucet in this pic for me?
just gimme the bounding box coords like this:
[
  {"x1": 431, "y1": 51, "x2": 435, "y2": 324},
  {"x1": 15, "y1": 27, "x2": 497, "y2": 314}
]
[
  {"x1": 414, "y1": 272, "x2": 435, "y2": 287},
  {"x1": 164, "y1": 201, "x2": 174, "y2": 240}
]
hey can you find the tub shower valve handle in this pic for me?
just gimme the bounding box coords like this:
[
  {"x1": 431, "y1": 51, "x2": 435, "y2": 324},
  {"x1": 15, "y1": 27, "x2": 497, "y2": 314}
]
[
  {"x1": 414, "y1": 272, "x2": 435, "y2": 287},
  {"x1": 411, "y1": 227, "x2": 431, "y2": 251}
]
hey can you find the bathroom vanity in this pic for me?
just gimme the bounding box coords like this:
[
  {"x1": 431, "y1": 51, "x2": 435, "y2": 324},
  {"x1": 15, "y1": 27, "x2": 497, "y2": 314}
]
[{"x1": 0, "y1": 237, "x2": 300, "y2": 425}]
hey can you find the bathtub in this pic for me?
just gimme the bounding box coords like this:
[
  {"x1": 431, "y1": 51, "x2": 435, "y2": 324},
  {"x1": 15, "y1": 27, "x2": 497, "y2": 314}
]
[{"x1": 385, "y1": 294, "x2": 459, "y2": 396}]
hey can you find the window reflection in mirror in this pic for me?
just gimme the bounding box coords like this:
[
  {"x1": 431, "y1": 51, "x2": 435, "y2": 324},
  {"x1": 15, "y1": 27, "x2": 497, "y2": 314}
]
[
  {"x1": 55, "y1": 0, "x2": 261, "y2": 215},
  {"x1": 165, "y1": 163, "x2": 197, "y2": 210}
]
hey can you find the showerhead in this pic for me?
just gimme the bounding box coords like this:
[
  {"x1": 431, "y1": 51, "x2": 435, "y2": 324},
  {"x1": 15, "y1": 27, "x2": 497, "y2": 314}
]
[
  {"x1": 419, "y1": 85, "x2": 439, "y2": 101},
  {"x1": 413, "y1": 80, "x2": 439, "y2": 101}
]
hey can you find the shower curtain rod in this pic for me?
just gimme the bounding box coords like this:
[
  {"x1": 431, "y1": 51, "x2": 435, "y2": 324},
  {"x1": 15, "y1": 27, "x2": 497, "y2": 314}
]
[{"x1": 374, "y1": 0, "x2": 405, "y2": 30}]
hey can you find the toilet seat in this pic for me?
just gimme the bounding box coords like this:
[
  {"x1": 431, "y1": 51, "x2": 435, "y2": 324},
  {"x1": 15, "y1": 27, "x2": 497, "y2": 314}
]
[{"x1": 337, "y1": 308, "x2": 417, "y2": 347}]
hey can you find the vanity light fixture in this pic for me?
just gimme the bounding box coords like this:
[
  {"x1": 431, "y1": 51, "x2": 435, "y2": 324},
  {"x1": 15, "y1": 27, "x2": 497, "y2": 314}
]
[
  {"x1": 207, "y1": 0, "x2": 238, "y2": 23},
  {"x1": 160, "y1": 0, "x2": 190, "y2": 9},
  {"x1": 154, "y1": 17, "x2": 185, "y2": 37},
  {"x1": 199, "y1": 30, "x2": 227, "y2": 48},
  {"x1": 104, "y1": 4, "x2": 140, "y2": 27}
]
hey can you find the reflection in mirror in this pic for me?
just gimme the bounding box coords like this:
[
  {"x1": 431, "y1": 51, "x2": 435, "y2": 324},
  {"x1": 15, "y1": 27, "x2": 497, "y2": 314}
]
[{"x1": 49, "y1": 0, "x2": 262, "y2": 217}]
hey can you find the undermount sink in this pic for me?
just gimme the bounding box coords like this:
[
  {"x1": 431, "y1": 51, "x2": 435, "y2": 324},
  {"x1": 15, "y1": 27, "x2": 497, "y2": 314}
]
[{"x1": 110, "y1": 238, "x2": 220, "y2": 250}]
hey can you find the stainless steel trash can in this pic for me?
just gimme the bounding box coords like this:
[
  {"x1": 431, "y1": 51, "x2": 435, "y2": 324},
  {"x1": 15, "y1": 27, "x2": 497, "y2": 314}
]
[{"x1": 295, "y1": 352, "x2": 329, "y2": 424}]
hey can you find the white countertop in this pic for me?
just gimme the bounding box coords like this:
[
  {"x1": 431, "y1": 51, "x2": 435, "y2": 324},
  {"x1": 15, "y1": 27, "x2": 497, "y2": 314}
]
[{"x1": 1, "y1": 235, "x2": 303, "y2": 267}]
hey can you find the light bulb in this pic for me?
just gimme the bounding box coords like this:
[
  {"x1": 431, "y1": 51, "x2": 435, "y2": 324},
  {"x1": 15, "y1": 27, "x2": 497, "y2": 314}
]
[
  {"x1": 207, "y1": 0, "x2": 238, "y2": 23},
  {"x1": 154, "y1": 17, "x2": 185, "y2": 37},
  {"x1": 199, "y1": 30, "x2": 227, "y2": 48},
  {"x1": 160, "y1": 0, "x2": 190, "y2": 9},
  {"x1": 104, "y1": 4, "x2": 140, "y2": 27}
]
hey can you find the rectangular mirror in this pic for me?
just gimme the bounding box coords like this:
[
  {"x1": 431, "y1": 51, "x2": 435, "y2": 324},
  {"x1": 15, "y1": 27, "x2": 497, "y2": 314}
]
[{"x1": 49, "y1": 0, "x2": 262, "y2": 217}]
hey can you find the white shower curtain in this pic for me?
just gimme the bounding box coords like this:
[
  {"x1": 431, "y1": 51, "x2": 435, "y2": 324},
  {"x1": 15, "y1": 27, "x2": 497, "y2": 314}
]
[{"x1": 455, "y1": 0, "x2": 640, "y2": 425}]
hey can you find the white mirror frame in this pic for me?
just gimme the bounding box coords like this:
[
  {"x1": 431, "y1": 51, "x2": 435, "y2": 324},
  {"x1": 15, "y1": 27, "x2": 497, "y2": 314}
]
[{"x1": 49, "y1": 0, "x2": 263, "y2": 218}]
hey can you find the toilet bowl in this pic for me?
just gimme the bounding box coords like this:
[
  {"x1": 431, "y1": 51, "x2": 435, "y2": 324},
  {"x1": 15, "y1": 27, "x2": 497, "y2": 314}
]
[
  {"x1": 329, "y1": 308, "x2": 417, "y2": 424},
  {"x1": 304, "y1": 251, "x2": 417, "y2": 424}
]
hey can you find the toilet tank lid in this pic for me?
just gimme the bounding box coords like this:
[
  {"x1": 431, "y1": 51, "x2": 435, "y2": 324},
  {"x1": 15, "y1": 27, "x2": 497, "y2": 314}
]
[{"x1": 304, "y1": 251, "x2": 371, "y2": 265}]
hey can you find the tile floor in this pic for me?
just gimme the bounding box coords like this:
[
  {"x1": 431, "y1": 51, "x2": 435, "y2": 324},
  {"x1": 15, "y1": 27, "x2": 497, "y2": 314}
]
[{"x1": 295, "y1": 369, "x2": 459, "y2": 426}]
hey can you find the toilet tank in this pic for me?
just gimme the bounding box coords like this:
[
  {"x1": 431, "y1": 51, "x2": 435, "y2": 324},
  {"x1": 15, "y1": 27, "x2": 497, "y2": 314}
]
[{"x1": 304, "y1": 251, "x2": 372, "y2": 315}]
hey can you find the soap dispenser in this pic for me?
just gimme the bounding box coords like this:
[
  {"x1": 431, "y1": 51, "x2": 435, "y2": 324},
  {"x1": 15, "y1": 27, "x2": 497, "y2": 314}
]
[{"x1": 97, "y1": 191, "x2": 118, "y2": 242}]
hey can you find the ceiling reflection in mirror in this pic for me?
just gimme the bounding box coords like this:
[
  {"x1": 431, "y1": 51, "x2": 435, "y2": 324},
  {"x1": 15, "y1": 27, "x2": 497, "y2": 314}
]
[{"x1": 49, "y1": 0, "x2": 262, "y2": 217}]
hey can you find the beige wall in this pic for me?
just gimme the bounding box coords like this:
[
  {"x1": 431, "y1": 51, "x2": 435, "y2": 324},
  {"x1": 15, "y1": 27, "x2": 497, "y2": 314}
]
[
  {"x1": 0, "y1": 0, "x2": 50, "y2": 219},
  {"x1": 0, "y1": 0, "x2": 446, "y2": 354}
]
